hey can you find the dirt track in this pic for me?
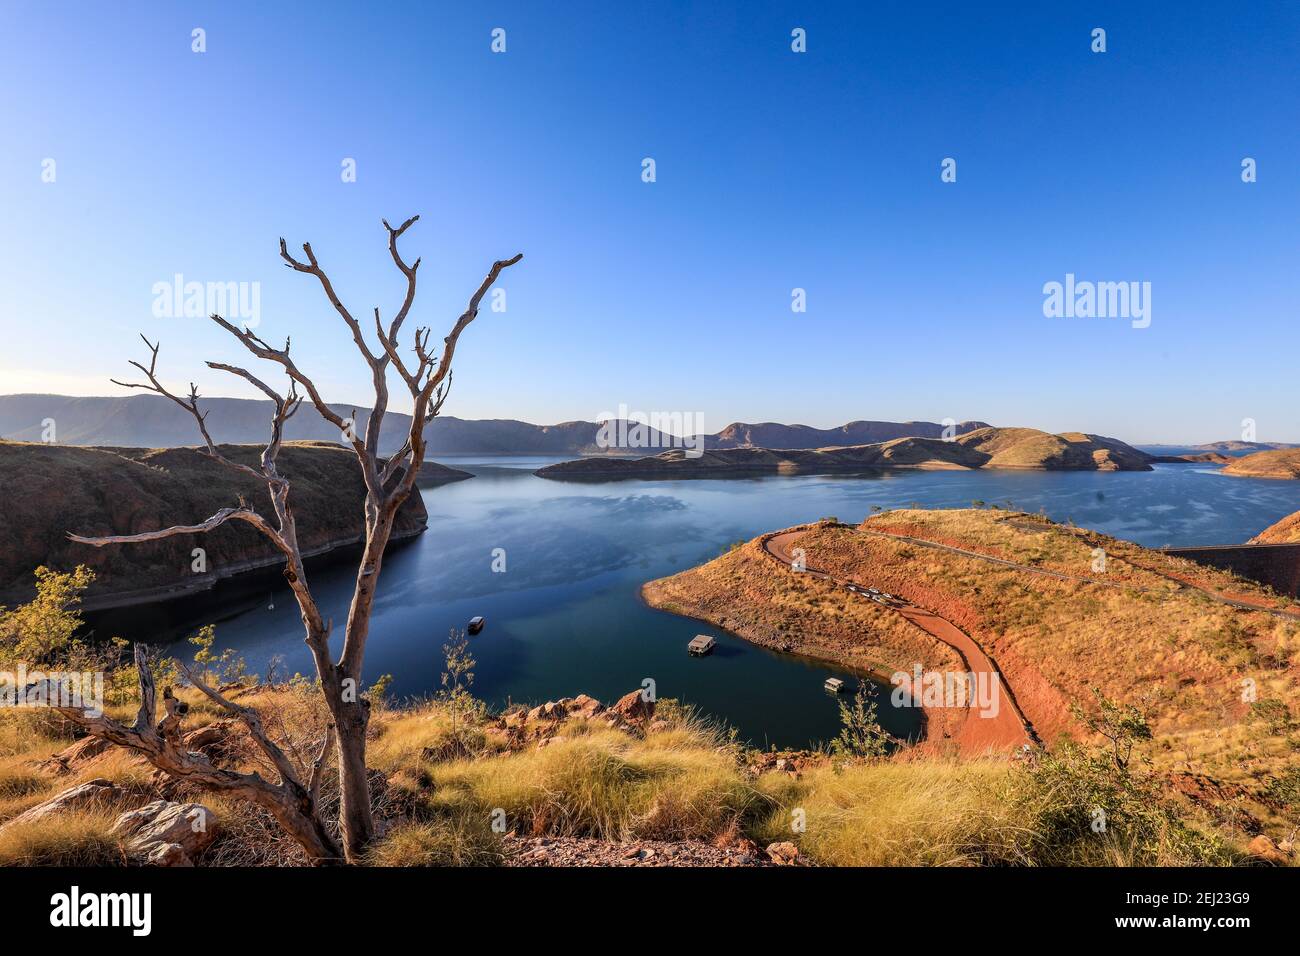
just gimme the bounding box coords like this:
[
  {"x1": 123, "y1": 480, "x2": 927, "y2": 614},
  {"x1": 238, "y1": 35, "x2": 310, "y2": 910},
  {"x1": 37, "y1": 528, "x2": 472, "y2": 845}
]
[
  {"x1": 762, "y1": 529, "x2": 1033, "y2": 756},
  {"x1": 856, "y1": 526, "x2": 1300, "y2": 622}
]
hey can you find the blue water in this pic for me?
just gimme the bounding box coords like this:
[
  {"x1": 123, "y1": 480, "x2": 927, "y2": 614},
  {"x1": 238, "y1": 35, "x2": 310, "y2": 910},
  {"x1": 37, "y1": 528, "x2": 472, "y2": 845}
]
[{"x1": 98, "y1": 460, "x2": 1300, "y2": 748}]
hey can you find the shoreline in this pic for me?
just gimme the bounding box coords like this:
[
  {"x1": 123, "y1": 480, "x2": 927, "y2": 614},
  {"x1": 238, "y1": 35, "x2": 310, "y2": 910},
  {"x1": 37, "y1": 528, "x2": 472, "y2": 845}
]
[
  {"x1": 77, "y1": 522, "x2": 427, "y2": 613},
  {"x1": 640, "y1": 525, "x2": 966, "y2": 750}
]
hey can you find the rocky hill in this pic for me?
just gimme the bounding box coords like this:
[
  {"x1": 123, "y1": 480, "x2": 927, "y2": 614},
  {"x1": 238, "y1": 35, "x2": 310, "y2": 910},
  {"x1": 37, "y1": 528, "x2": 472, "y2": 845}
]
[
  {"x1": 1252, "y1": 510, "x2": 1300, "y2": 544},
  {"x1": 535, "y1": 427, "x2": 1152, "y2": 480},
  {"x1": 0, "y1": 440, "x2": 437, "y2": 608},
  {"x1": 1222, "y1": 449, "x2": 1300, "y2": 480}
]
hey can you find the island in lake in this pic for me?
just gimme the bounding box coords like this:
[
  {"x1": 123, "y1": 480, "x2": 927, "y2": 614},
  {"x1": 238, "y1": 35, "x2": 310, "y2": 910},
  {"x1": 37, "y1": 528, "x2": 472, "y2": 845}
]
[{"x1": 536, "y1": 426, "x2": 1153, "y2": 480}]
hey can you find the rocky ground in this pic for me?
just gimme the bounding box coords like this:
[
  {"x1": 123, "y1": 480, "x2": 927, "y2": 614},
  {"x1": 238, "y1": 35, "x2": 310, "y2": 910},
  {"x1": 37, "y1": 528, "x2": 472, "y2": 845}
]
[{"x1": 504, "y1": 836, "x2": 784, "y2": 867}]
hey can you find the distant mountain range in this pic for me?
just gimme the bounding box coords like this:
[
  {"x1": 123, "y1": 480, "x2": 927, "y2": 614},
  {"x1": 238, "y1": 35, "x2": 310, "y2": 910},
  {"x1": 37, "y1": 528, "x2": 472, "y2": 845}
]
[
  {"x1": 0, "y1": 394, "x2": 991, "y2": 456},
  {"x1": 1195, "y1": 440, "x2": 1300, "y2": 452},
  {"x1": 1142, "y1": 440, "x2": 1300, "y2": 456}
]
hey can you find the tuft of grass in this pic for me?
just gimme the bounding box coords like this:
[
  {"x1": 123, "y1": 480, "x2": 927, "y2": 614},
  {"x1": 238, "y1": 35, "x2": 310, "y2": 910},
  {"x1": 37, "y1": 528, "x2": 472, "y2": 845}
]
[
  {"x1": 0, "y1": 810, "x2": 124, "y2": 866},
  {"x1": 752, "y1": 759, "x2": 1026, "y2": 866},
  {"x1": 420, "y1": 724, "x2": 766, "y2": 842},
  {"x1": 365, "y1": 815, "x2": 503, "y2": 867}
]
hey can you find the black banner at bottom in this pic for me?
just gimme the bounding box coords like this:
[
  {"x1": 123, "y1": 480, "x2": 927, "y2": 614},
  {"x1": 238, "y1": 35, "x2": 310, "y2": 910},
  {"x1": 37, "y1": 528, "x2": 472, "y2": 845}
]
[{"x1": 1, "y1": 864, "x2": 1279, "y2": 943}]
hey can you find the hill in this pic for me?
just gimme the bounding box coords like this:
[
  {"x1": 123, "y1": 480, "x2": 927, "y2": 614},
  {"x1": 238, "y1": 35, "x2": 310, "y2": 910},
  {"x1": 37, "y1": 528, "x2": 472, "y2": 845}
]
[
  {"x1": 536, "y1": 427, "x2": 1152, "y2": 480},
  {"x1": 1253, "y1": 510, "x2": 1300, "y2": 544},
  {"x1": 0, "y1": 440, "x2": 435, "y2": 608},
  {"x1": 643, "y1": 509, "x2": 1300, "y2": 814},
  {"x1": 1222, "y1": 449, "x2": 1300, "y2": 480}
]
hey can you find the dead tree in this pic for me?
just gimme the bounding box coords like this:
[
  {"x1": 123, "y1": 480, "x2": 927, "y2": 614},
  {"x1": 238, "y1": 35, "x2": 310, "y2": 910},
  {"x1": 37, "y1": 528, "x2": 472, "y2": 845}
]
[
  {"x1": 47, "y1": 644, "x2": 341, "y2": 861},
  {"x1": 66, "y1": 216, "x2": 521, "y2": 862}
]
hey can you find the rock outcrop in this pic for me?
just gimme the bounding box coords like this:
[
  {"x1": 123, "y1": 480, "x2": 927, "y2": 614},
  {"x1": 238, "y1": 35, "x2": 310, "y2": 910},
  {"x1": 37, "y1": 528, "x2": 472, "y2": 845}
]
[
  {"x1": 483, "y1": 692, "x2": 664, "y2": 750},
  {"x1": 110, "y1": 800, "x2": 218, "y2": 866}
]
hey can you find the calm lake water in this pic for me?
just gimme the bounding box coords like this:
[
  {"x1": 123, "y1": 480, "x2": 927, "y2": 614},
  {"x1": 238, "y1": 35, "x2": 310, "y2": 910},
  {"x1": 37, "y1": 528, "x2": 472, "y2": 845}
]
[{"x1": 93, "y1": 460, "x2": 1300, "y2": 749}]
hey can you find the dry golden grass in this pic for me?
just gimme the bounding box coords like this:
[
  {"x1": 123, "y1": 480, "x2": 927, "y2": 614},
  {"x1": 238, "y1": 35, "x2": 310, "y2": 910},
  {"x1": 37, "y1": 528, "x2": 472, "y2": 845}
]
[
  {"x1": 1253, "y1": 508, "x2": 1300, "y2": 543},
  {"x1": 0, "y1": 809, "x2": 125, "y2": 866},
  {"x1": 364, "y1": 817, "x2": 503, "y2": 867},
  {"x1": 771, "y1": 512, "x2": 1300, "y2": 747},
  {"x1": 752, "y1": 759, "x2": 1027, "y2": 866},
  {"x1": 410, "y1": 721, "x2": 767, "y2": 842},
  {"x1": 0, "y1": 684, "x2": 1283, "y2": 866}
]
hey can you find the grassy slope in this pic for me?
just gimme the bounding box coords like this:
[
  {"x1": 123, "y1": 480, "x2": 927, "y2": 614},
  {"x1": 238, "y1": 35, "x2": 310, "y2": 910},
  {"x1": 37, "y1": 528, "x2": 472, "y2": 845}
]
[
  {"x1": 0, "y1": 440, "x2": 431, "y2": 606},
  {"x1": 0, "y1": 681, "x2": 1263, "y2": 867},
  {"x1": 1253, "y1": 510, "x2": 1300, "y2": 544}
]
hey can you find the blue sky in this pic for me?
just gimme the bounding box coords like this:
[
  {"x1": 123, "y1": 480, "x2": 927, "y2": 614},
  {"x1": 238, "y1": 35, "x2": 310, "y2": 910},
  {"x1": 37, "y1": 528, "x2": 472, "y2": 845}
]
[{"x1": 1, "y1": 1, "x2": 1297, "y2": 443}]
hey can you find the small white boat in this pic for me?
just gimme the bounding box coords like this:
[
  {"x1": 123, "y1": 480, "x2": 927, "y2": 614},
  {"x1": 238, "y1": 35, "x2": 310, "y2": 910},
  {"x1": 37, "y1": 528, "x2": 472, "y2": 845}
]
[
  {"x1": 824, "y1": 677, "x2": 846, "y2": 694},
  {"x1": 467, "y1": 616, "x2": 485, "y2": 635}
]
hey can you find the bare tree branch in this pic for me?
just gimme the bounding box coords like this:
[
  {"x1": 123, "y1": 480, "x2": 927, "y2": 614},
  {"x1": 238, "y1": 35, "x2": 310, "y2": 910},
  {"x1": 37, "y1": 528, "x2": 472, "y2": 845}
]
[
  {"x1": 309, "y1": 724, "x2": 336, "y2": 807},
  {"x1": 68, "y1": 506, "x2": 291, "y2": 555},
  {"x1": 279, "y1": 239, "x2": 379, "y2": 368},
  {"x1": 178, "y1": 660, "x2": 305, "y2": 790},
  {"x1": 110, "y1": 335, "x2": 269, "y2": 484}
]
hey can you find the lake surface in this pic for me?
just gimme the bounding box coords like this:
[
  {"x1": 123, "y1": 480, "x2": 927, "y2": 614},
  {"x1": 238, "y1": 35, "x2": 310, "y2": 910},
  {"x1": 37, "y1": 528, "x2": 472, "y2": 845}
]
[{"x1": 93, "y1": 460, "x2": 1300, "y2": 749}]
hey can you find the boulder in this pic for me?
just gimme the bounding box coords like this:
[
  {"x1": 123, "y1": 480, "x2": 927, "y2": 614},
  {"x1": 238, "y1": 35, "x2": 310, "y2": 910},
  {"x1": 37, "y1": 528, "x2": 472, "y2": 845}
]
[
  {"x1": 611, "y1": 690, "x2": 655, "y2": 724},
  {"x1": 182, "y1": 718, "x2": 238, "y2": 754},
  {"x1": 37, "y1": 736, "x2": 113, "y2": 775},
  {"x1": 111, "y1": 800, "x2": 218, "y2": 866},
  {"x1": 0, "y1": 778, "x2": 123, "y2": 833},
  {"x1": 1246, "y1": 834, "x2": 1291, "y2": 866},
  {"x1": 568, "y1": 694, "x2": 605, "y2": 719},
  {"x1": 766, "y1": 841, "x2": 801, "y2": 866},
  {"x1": 526, "y1": 702, "x2": 564, "y2": 723}
]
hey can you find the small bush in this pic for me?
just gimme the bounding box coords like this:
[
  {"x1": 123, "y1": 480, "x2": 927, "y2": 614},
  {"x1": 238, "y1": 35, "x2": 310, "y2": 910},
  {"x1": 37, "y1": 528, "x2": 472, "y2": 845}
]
[{"x1": 1008, "y1": 744, "x2": 1234, "y2": 866}]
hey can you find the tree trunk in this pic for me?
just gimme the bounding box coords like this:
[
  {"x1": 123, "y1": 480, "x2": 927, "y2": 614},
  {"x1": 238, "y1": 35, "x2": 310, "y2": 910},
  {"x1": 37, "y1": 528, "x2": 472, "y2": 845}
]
[
  {"x1": 334, "y1": 710, "x2": 374, "y2": 861},
  {"x1": 330, "y1": 520, "x2": 394, "y2": 860}
]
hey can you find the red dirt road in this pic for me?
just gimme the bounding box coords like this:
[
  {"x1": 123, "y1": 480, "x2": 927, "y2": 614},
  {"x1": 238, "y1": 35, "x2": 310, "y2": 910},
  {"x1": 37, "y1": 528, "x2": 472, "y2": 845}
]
[{"x1": 763, "y1": 529, "x2": 1032, "y2": 755}]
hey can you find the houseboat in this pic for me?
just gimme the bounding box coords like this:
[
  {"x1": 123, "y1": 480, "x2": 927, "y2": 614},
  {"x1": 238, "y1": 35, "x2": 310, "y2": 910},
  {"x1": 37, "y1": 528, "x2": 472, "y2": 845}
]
[{"x1": 687, "y1": 634, "x2": 716, "y2": 656}]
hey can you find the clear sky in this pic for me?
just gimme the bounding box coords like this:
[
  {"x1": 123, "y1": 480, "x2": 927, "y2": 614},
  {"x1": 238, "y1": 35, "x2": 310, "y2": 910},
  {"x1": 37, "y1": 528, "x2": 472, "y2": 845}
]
[{"x1": 1, "y1": 1, "x2": 1297, "y2": 443}]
